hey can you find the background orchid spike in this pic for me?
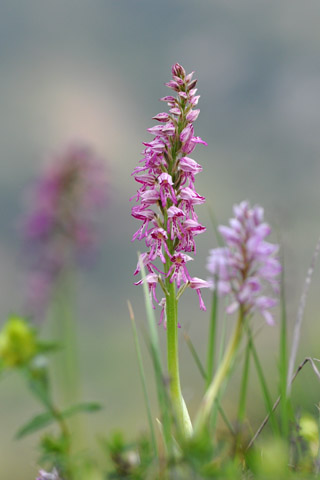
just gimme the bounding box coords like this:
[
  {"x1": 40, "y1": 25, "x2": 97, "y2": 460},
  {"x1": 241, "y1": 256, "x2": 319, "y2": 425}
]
[
  {"x1": 22, "y1": 143, "x2": 107, "y2": 318},
  {"x1": 131, "y1": 63, "x2": 209, "y2": 318},
  {"x1": 207, "y1": 201, "x2": 281, "y2": 325}
]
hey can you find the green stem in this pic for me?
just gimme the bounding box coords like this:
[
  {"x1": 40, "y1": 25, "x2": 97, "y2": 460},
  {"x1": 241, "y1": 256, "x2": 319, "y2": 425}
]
[
  {"x1": 51, "y1": 404, "x2": 70, "y2": 443},
  {"x1": 52, "y1": 269, "x2": 84, "y2": 454},
  {"x1": 206, "y1": 289, "x2": 218, "y2": 389},
  {"x1": 27, "y1": 370, "x2": 74, "y2": 479},
  {"x1": 184, "y1": 331, "x2": 235, "y2": 436},
  {"x1": 235, "y1": 336, "x2": 251, "y2": 451},
  {"x1": 194, "y1": 310, "x2": 243, "y2": 435},
  {"x1": 246, "y1": 326, "x2": 279, "y2": 435},
  {"x1": 279, "y1": 258, "x2": 289, "y2": 438},
  {"x1": 53, "y1": 270, "x2": 79, "y2": 407},
  {"x1": 210, "y1": 309, "x2": 228, "y2": 433},
  {"x1": 166, "y1": 280, "x2": 192, "y2": 437},
  {"x1": 139, "y1": 256, "x2": 172, "y2": 455},
  {"x1": 129, "y1": 307, "x2": 158, "y2": 456},
  {"x1": 237, "y1": 336, "x2": 251, "y2": 424}
]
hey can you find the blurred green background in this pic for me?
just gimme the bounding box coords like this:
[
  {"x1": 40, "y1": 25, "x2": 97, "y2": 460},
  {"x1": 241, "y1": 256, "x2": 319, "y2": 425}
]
[{"x1": 1, "y1": 1, "x2": 320, "y2": 478}]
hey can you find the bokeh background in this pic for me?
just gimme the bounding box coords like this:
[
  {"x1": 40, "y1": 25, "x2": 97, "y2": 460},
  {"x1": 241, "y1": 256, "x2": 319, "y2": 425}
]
[{"x1": 1, "y1": 1, "x2": 320, "y2": 478}]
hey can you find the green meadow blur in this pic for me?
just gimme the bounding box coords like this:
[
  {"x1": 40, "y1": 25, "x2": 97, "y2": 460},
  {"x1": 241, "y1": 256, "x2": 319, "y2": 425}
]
[{"x1": 1, "y1": 1, "x2": 320, "y2": 478}]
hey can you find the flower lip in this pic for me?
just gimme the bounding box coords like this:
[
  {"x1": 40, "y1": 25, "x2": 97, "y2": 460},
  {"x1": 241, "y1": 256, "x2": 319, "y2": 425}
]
[
  {"x1": 153, "y1": 112, "x2": 170, "y2": 122},
  {"x1": 180, "y1": 187, "x2": 205, "y2": 204},
  {"x1": 168, "y1": 205, "x2": 184, "y2": 216},
  {"x1": 189, "y1": 277, "x2": 212, "y2": 289},
  {"x1": 186, "y1": 109, "x2": 200, "y2": 122},
  {"x1": 179, "y1": 156, "x2": 203, "y2": 174}
]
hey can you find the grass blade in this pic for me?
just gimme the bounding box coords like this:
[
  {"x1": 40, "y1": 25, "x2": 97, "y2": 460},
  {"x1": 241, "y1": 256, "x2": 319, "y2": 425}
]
[
  {"x1": 206, "y1": 290, "x2": 218, "y2": 389},
  {"x1": 287, "y1": 234, "x2": 320, "y2": 395},
  {"x1": 138, "y1": 255, "x2": 172, "y2": 454},
  {"x1": 278, "y1": 254, "x2": 290, "y2": 437},
  {"x1": 247, "y1": 326, "x2": 279, "y2": 435},
  {"x1": 128, "y1": 301, "x2": 158, "y2": 456},
  {"x1": 237, "y1": 336, "x2": 251, "y2": 424},
  {"x1": 184, "y1": 331, "x2": 207, "y2": 380},
  {"x1": 210, "y1": 308, "x2": 228, "y2": 434},
  {"x1": 16, "y1": 411, "x2": 54, "y2": 439},
  {"x1": 247, "y1": 356, "x2": 320, "y2": 450},
  {"x1": 184, "y1": 330, "x2": 234, "y2": 435}
]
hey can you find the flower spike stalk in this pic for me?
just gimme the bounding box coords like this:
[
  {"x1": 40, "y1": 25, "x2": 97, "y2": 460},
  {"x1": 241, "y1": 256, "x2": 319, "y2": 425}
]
[
  {"x1": 195, "y1": 201, "x2": 281, "y2": 434},
  {"x1": 131, "y1": 63, "x2": 209, "y2": 437}
]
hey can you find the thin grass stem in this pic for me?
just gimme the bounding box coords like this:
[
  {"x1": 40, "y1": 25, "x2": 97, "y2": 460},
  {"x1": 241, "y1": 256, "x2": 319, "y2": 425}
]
[
  {"x1": 278, "y1": 254, "x2": 290, "y2": 438},
  {"x1": 183, "y1": 332, "x2": 207, "y2": 380},
  {"x1": 128, "y1": 301, "x2": 158, "y2": 457},
  {"x1": 194, "y1": 310, "x2": 244, "y2": 435},
  {"x1": 246, "y1": 326, "x2": 279, "y2": 435},
  {"x1": 237, "y1": 336, "x2": 251, "y2": 424},
  {"x1": 138, "y1": 256, "x2": 173, "y2": 454},
  {"x1": 316, "y1": 404, "x2": 320, "y2": 474},
  {"x1": 206, "y1": 290, "x2": 218, "y2": 390},
  {"x1": 210, "y1": 308, "x2": 228, "y2": 433},
  {"x1": 246, "y1": 357, "x2": 320, "y2": 450},
  {"x1": 287, "y1": 234, "x2": 320, "y2": 395},
  {"x1": 183, "y1": 331, "x2": 234, "y2": 435},
  {"x1": 53, "y1": 270, "x2": 79, "y2": 407}
]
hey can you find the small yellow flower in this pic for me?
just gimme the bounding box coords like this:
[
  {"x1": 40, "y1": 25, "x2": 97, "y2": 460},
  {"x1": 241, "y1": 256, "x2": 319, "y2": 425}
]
[{"x1": 0, "y1": 316, "x2": 37, "y2": 367}]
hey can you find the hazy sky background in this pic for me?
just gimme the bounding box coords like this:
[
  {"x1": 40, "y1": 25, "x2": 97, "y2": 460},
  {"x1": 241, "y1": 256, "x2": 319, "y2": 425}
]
[{"x1": 1, "y1": 2, "x2": 320, "y2": 478}]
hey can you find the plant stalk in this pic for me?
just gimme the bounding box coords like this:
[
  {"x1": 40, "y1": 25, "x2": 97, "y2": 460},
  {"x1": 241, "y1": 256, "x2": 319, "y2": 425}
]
[
  {"x1": 165, "y1": 279, "x2": 192, "y2": 437},
  {"x1": 194, "y1": 310, "x2": 243, "y2": 435},
  {"x1": 206, "y1": 290, "x2": 218, "y2": 389}
]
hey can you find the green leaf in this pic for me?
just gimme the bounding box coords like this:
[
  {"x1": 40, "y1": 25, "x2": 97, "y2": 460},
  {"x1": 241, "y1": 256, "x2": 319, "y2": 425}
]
[
  {"x1": 27, "y1": 372, "x2": 51, "y2": 409},
  {"x1": 36, "y1": 340, "x2": 61, "y2": 354},
  {"x1": 16, "y1": 411, "x2": 55, "y2": 439},
  {"x1": 61, "y1": 402, "x2": 102, "y2": 419},
  {"x1": 16, "y1": 402, "x2": 102, "y2": 439}
]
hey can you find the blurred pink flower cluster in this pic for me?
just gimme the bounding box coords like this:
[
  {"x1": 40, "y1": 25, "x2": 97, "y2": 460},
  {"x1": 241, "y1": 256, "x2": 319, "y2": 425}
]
[
  {"x1": 207, "y1": 201, "x2": 281, "y2": 325},
  {"x1": 23, "y1": 143, "x2": 107, "y2": 318}
]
